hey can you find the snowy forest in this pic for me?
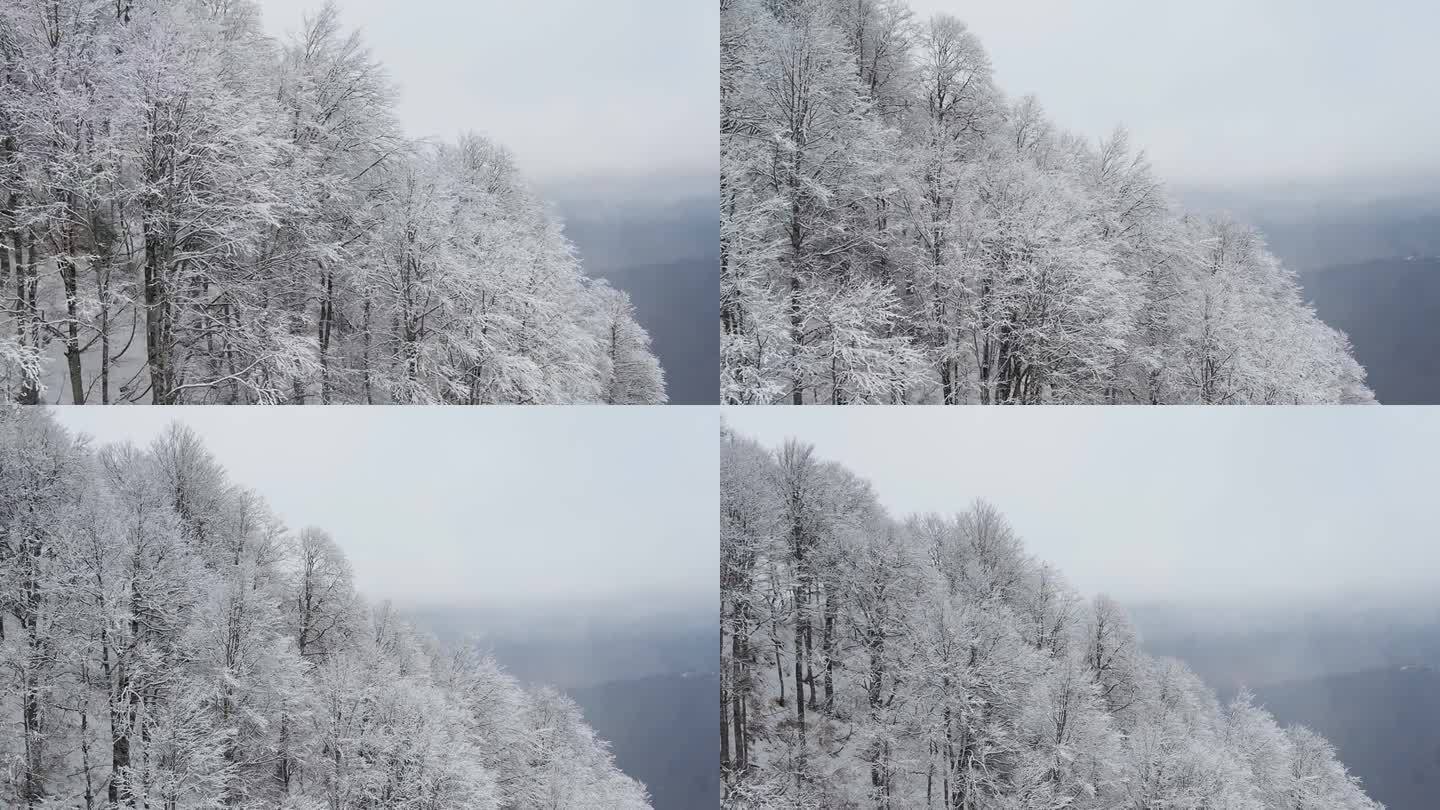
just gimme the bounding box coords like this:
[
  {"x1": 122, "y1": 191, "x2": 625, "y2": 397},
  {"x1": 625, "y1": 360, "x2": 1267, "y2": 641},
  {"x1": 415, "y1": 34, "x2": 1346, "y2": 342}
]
[
  {"x1": 720, "y1": 425, "x2": 1381, "y2": 808},
  {"x1": 719, "y1": 0, "x2": 1372, "y2": 404},
  {"x1": 0, "y1": 0, "x2": 665, "y2": 404},
  {"x1": 0, "y1": 407, "x2": 652, "y2": 808}
]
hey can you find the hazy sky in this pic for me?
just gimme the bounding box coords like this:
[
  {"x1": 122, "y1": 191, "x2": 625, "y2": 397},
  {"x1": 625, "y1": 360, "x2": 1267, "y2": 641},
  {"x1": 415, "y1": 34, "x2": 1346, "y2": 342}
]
[
  {"x1": 907, "y1": 0, "x2": 1440, "y2": 188},
  {"x1": 724, "y1": 407, "x2": 1440, "y2": 605},
  {"x1": 52, "y1": 407, "x2": 718, "y2": 607},
  {"x1": 254, "y1": 0, "x2": 718, "y2": 184}
]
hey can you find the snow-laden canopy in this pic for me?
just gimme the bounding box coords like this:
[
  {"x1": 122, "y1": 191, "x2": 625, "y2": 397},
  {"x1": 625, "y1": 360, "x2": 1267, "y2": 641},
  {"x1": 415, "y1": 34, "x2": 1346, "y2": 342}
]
[
  {"x1": 0, "y1": 407, "x2": 652, "y2": 807},
  {"x1": 721, "y1": 0, "x2": 1372, "y2": 404},
  {"x1": 721, "y1": 424, "x2": 1382, "y2": 808},
  {"x1": 0, "y1": 0, "x2": 664, "y2": 404}
]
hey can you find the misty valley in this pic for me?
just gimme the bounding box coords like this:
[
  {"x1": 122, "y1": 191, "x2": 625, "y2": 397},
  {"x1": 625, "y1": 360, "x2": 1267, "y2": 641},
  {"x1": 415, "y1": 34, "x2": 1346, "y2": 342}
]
[
  {"x1": 1178, "y1": 184, "x2": 1440, "y2": 405},
  {"x1": 551, "y1": 186, "x2": 720, "y2": 405},
  {"x1": 410, "y1": 603, "x2": 720, "y2": 810},
  {"x1": 1136, "y1": 599, "x2": 1440, "y2": 810}
]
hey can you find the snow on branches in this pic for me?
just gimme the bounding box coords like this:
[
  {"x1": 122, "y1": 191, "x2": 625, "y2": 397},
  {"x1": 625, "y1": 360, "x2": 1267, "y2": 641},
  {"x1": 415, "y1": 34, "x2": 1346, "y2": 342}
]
[
  {"x1": 720, "y1": 425, "x2": 1382, "y2": 808},
  {"x1": 0, "y1": 0, "x2": 665, "y2": 404},
  {"x1": 0, "y1": 407, "x2": 652, "y2": 808},
  {"x1": 720, "y1": 0, "x2": 1371, "y2": 404}
]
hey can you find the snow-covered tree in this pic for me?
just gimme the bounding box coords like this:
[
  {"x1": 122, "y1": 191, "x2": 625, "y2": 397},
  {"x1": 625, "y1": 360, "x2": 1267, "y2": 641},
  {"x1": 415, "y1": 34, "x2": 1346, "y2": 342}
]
[
  {"x1": 591, "y1": 282, "x2": 667, "y2": 404},
  {"x1": 721, "y1": 0, "x2": 1371, "y2": 404},
  {"x1": 720, "y1": 425, "x2": 1383, "y2": 809},
  {"x1": 0, "y1": 407, "x2": 652, "y2": 808},
  {"x1": 0, "y1": 0, "x2": 664, "y2": 404}
]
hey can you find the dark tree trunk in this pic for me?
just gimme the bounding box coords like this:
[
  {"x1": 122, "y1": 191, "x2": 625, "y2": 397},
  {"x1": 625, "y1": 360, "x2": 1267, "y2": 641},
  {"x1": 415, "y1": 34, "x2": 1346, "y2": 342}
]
[
  {"x1": 720, "y1": 623, "x2": 731, "y2": 772},
  {"x1": 318, "y1": 264, "x2": 334, "y2": 403},
  {"x1": 144, "y1": 224, "x2": 173, "y2": 404},
  {"x1": 96, "y1": 256, "x2": 111, "y2": 404},
  {"x1": 361, "y1": 296, "x2": 373, "y2": 404},
  {"x1": 59, "y1": 256, "x2": 86, "y2": 403},
  {"x1": 14, "y1": 231, "x2": 41, "y2": 404},
  {"x1": 822, "y1": 590, "x2": 836, "y2": 712},
  {"x1": 793, "y1": 607, "x2": 806, "y2": 769}
]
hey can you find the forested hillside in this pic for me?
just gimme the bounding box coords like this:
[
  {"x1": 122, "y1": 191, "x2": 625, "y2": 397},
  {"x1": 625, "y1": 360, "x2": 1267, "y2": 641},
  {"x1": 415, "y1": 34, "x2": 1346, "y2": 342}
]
[
  {"x1": 0, "y1": 0, "x2": 664, "y2": 404},
  {"x1": 720, "y1": 0, "x2": 1371, "y2": 404},
  {"x1": 719, "y1": 425, "x2": 1381, "y2": 808},
  {"x1": 0, "y1": 407, "x2": 651, "y2": 808}
]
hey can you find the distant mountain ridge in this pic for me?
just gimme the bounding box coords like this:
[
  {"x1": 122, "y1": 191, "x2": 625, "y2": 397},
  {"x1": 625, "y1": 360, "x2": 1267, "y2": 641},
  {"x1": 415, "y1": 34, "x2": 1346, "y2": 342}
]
[
  {"x1": 1254, "y1": 667, "x2": 1440, "y2": 810},
  {"x1": 1134, "y1": 601, "x2": 1440, "y2": 810},
  {"x1": 1300, "y1": 257, "x2": 1440, "y2": 404},
  {"x1": 405, "y1": 603, "x2": 715, "y2": 689},
  {"x1": 404, "y1": 606, "x2": 716, "y2": 808},
  {"x1": 569, "y1": 672, "x2": 719, "y2": 810},
  {"x1": 1175, "y1": 182, "x2": 1440, "y2": 273},
  {"x1": 1133, "y1": 599, "x2": 1440, "y2": 691},
  {"x1": 550, "y1": 191, "x2": 718, "y2": 404}
]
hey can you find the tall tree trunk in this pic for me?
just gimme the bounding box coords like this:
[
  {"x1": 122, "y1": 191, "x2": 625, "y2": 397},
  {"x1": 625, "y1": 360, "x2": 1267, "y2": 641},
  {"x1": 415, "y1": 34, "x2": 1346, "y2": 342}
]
[
  {"x1": 81, "y1": 709, "x2": 95, "y2": 810},
  {"x1": 96, "y1": 256, "x2": 111, "y2": 404},
  {"x1": 19, "y1": 529, "x2": 46, "y2": 807},
  {"x1": 144, "y1": 225, "x2": 173, "y2": 404},
  {"x1": 99, "y1": 623, "x2": 127, "y2": 808},
  {"x1": 14, "y1": 231, "x2": 41, "y2": 404},
  {"x1": 869, "y1": 635, "x2": 887, "y2": 799},
  {"x1": 788, "y1": 157, "x2": 805, "y2": 405},
  {"x1": 720, "y1": 623, "x2": 731, "y2": 773},
  {"x1": 108, "y1": 699, "x2": 130, "y2": 806},
  {"x1": 788, "y1": 267, "x2": 803, "y2": 404},
  {"x1": 732, "y1": 617, "x2": 748, "y2": 772},
  {"x1": 793, "y1": 608, "x2": 806, "y2": 773},
  {"x1": 278, "y1": 716, "x2": 291, "y2": 795},
  {"x1": 822, "y1": 590, "x2": 836, "y2": 712},
  {"x1": 774, "y1": 631, "x2": 785, "y2": 706},
  {"x1": 59, "y1": 256, "x2": 87, "y2": 403},
  {"x1": 361, "y1": 295, "x2": 373, "y2": 404},
  {"x1": 0, "y1": 220, "x2": 11, "y2": 399},
  {"x1": 318, "y1": 264, "x2": 334, "y2": 403}
]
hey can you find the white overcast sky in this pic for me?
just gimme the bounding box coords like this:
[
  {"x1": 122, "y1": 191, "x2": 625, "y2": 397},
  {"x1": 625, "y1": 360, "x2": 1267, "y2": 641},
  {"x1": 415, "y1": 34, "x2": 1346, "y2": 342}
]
[
  {"x1": 906, "y1": 0, "x2": 1440, "y2": 188},
  {"x1": 52, "y1": 407, "x2": 718, "y2": 608},
  {"x1": 253, "y1": 0, "x2": 718, "y2": 184},
  {"x1": 724, "y1": 407, "x2": 1440, "y2": 605}
]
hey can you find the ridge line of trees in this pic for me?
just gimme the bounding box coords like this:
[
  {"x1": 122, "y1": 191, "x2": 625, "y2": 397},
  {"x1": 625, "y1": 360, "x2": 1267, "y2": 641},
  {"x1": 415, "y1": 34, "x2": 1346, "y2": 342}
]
[
  {"x1": 1, "y1": 406, "x2": 653, "y2": 808},
  {"x1": 720, "y1": 424, "x2": 1382, "y2": 808},
  {"x1": 0, "y1": 0, "x2": 665, "y2": 404},
  {"x1": 720, "y1": 0, "x2": 1372, "y2": 404}
]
